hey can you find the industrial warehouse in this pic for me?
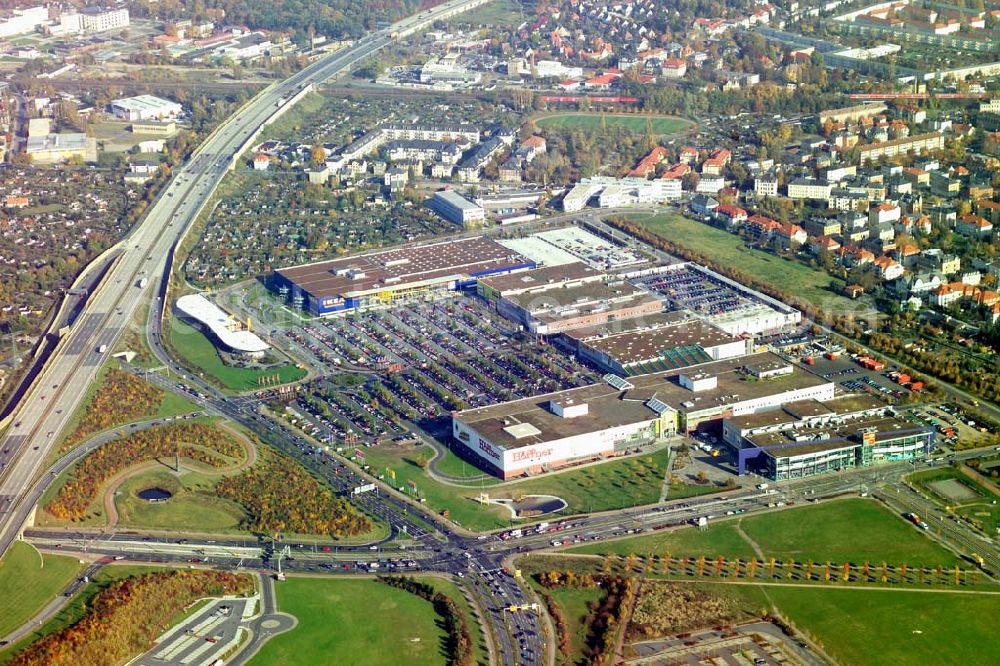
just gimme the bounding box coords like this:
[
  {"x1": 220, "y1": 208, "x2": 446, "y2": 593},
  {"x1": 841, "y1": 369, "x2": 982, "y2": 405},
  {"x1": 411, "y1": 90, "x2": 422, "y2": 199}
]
[
  {"x1": 722, "y1": 396, "x2": 934, "y2": 480},
  {"x1": 452, "y1": 352, "x2": 834, "y2": 478},
  {"x1": 272, "y1": 236, "x2": 535, "y2": 315}
]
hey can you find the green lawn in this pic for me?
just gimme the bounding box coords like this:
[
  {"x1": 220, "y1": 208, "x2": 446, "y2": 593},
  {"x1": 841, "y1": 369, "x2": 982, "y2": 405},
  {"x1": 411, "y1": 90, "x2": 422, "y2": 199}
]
[
  {"x1": 364, "y1": 444, "x2": 718, "y2": 531},
  {"x1": 632, "y1": 213, "x2": 855, "y2": 311},
  {"x1": 0, "y1": 542, "x2": 85, "y2": 638},
  {"x1": 425, "y1": 578, "x2": 489, "y2": 666},
  {"x1": 115, "y1": 468, "x2": 248, "y2": 533},
  {"x1": 955, "y1": 502, "x2": 1000, "y2": 537},
  {"x1": 250, "y1": 578, "x2": 451, "y2": 666},
  {"x1": 535, "y1": 113, "x2": 692, "y2": 135},
  {"x1": 544, "y1": 586, "x2": 605, "y2": 664},
  {"x1": 569, "y1": 499, "x2": 963, "y2": 567},
  {"x1": 755, "y1": 585, "x2": 1000, "y2": 666},
  {"x1": 168, "y1": 317, "x2": 306, "y2": 392},
  {"x1": 470, "y1": 0, "x2": 526, "y2": 26}
]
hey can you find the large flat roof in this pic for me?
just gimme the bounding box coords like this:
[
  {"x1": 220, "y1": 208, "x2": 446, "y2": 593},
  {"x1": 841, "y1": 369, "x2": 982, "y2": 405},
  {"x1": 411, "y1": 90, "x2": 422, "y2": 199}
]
[
  {"x1": 478, "y1": 262, "x2": 601, "y2": 295},
  {"x1": 503, "y1": 281, "x2": 662, "y2": 322},
  {"x1": 432, "y1": 189, "x2": 481, "y2": 211},
  {"x1": 747, "y1": 415, "x2": 927, "y2": 455},
  {"x1": 456, "y1": 352, "x2": 830, "y2": 450},
  {"x1": 277, "y1": 237, "x2": 532, "y2": 301},
  {"x1": 497, "y1": 236, "x2": 581, "y2": 267},
  {"x1": 727, "y1": 394, "x2": 888, "y2": 431},
  {"x1": 111, "y1": 95, "x2": 181, "y2": 111},
  {"x1": 26, "y1": 133, "x2": 87, "y2": 151},
  {"x1": 563, "y1": 311, "x2": 691, "y2": 340},
  {"x1": 176, "y1": 294, "x2": 269, "y2": 353},
  {"x1": 583, "y1": 320, "x2": 743, "y2": 364},
  {"x1": 531, "y1": 226, "x2": 647, "y2": 270}
]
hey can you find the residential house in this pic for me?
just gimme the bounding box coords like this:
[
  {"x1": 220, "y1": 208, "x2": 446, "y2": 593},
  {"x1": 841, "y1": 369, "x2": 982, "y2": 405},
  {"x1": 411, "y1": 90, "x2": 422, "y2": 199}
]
[
  {"x1": 777, "y1": 223, "x2": 807, "y2": 248},
  {"x1": 702, "y1": 149, "x2": 731, "y2": 175},
  {"x1": 690, "y1": 194, "x2": 719, "y2": 216},
  {"x1": 869, "y1": 203, "x2": 900, "y2": 226},
  {"x1": 804, "y1": 218, "x2": 841, "y2": 237},
  {"x1": 715, "y1": 204, "x2": 748, "y2": 226},
  {"x1": 809, "y1": 235, "x2": 841, "y2": 256},
  {"x1": 956, "y1": 214, "x2": 994, "y2": 238},
  {"x1": 754, "y1": 174, "x2": 778, "y2": 197},
  {"x1": 786, "y1": 178, "x2": 831, "y2": 201},
  {"x1": 873, "y1": 255, "x2": 904, "y2": 281}
]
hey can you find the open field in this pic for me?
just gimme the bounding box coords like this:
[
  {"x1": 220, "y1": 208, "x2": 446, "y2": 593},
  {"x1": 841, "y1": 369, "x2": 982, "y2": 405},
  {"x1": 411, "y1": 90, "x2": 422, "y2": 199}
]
[
  {"x1": 0, "y1": 542, "x2": 85, "y2": 639},
  {"x1": 630, "y1": 213, "x2": 856, "y2": 311},
  {"x1": 568, "y1": 499, "x2": 963, "y2": 567},
  {"x1": 534, "y1": 113, "x2": 692, "y2": 135},
  {"x1": 425, "y1": 577, "x2": 489, "y2": 666},
  {"x1": 751, "y1": 584, "x2": 1000, "y2": 665},
  {"x1": 168, "y1": 316, "x2": 306, "y2": 392},
  {"x1": 115, "y1": 468, "x2": 248, "y2": 532},
  {"x1": 363, "y1": 444, "x2": 718, "y2": 531},
  {"x1": 249, "y1": 577, "x2": 451, "y2": 666},
  {"x1": 542, "y1": 586, "x2": 606, "y2": 665},
  {"x1": 468, "y1": 0, "x2": 526, "y2": 26}
]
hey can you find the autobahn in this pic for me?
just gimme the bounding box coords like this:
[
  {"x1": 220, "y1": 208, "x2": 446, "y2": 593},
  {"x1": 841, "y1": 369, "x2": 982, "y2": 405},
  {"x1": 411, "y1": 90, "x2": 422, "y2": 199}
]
[{"x1": 0, "y1": 0, "x2": 491, "y2": 559}]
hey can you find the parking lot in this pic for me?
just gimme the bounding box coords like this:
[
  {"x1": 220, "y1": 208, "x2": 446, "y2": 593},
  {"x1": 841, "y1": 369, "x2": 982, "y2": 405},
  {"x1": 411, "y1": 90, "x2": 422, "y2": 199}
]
[
  {"x1": 790, "y1": 350, "x2": 909, "y2": 402},
  {"x1": 272, "y1": 293, "x2": 601, "y2": 450},
  {"x1": 137, "y1": 598, "x2": 254, "y2": 666}
]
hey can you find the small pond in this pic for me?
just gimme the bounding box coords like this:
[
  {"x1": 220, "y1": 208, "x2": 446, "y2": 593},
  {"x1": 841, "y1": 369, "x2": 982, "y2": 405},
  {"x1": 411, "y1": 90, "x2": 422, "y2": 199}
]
[
  {"x1": 137, "y1": 487, "x2": 173, "y2": 502},
  {"x1": 492, "y1": 495, "x2": 567, "y2": 519}
]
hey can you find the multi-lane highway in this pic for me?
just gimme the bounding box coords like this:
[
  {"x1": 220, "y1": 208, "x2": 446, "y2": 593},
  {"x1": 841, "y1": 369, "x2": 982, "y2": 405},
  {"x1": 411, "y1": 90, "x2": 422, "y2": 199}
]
[{"x1": 0, "y1": 0, "x2": 492, "y2": 559}]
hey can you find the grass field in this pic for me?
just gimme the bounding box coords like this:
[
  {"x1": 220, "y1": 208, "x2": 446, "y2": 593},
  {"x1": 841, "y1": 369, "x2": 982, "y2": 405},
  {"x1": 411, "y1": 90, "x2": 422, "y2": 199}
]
[
  {"x1": 0, "y1": 542, "x2": 85, "y2": 639},
  {"x1": 535, "y1": 113, "x2": 692, "y2": 135},
  {"x1": 115, "y1": 468, "x2": 248, "y2": 532},
  {"x1": 425, "y1": 578, "x2": 489, "y2": 666},
  {"x1": 631, "y1": 214, "x2": 856, "y2": 311},
  {"x1": 363, "y1": 444, "x2": 717, "y2": 531},
  {"x1": 751, "y1": 584, "x2": 1000, "y2": 665},
  {"x1": 544, "y1": 586, "x2": 605, "y2": 664},
  {"x1": 168, "y1": 317, "x2": 306, "y2": 392},
  {"x1": 569, "y1": 499, "x2": 963, "y2": 567},
  {"x1": 471, "y1": 0, "x2": 526, "y2": 26},
  {"x1": 249, "y1": 578, "x2": 452, "y2": 666}
]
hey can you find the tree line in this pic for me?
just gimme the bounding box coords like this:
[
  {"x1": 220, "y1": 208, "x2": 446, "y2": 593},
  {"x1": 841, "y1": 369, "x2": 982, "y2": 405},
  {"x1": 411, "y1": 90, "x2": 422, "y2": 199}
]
[{"x1": 536, "y1": 571, "x2": 636, "y2": 666}]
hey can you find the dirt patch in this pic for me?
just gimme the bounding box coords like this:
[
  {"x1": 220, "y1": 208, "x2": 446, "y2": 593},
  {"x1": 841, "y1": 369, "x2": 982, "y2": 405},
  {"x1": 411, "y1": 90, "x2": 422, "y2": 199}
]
[
  {"x1": 628, "y1": 581, "x2": 760, "y2": 639},
  {"x1": 928, "y1": 478, "x2": 980, "y2": 503}
]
